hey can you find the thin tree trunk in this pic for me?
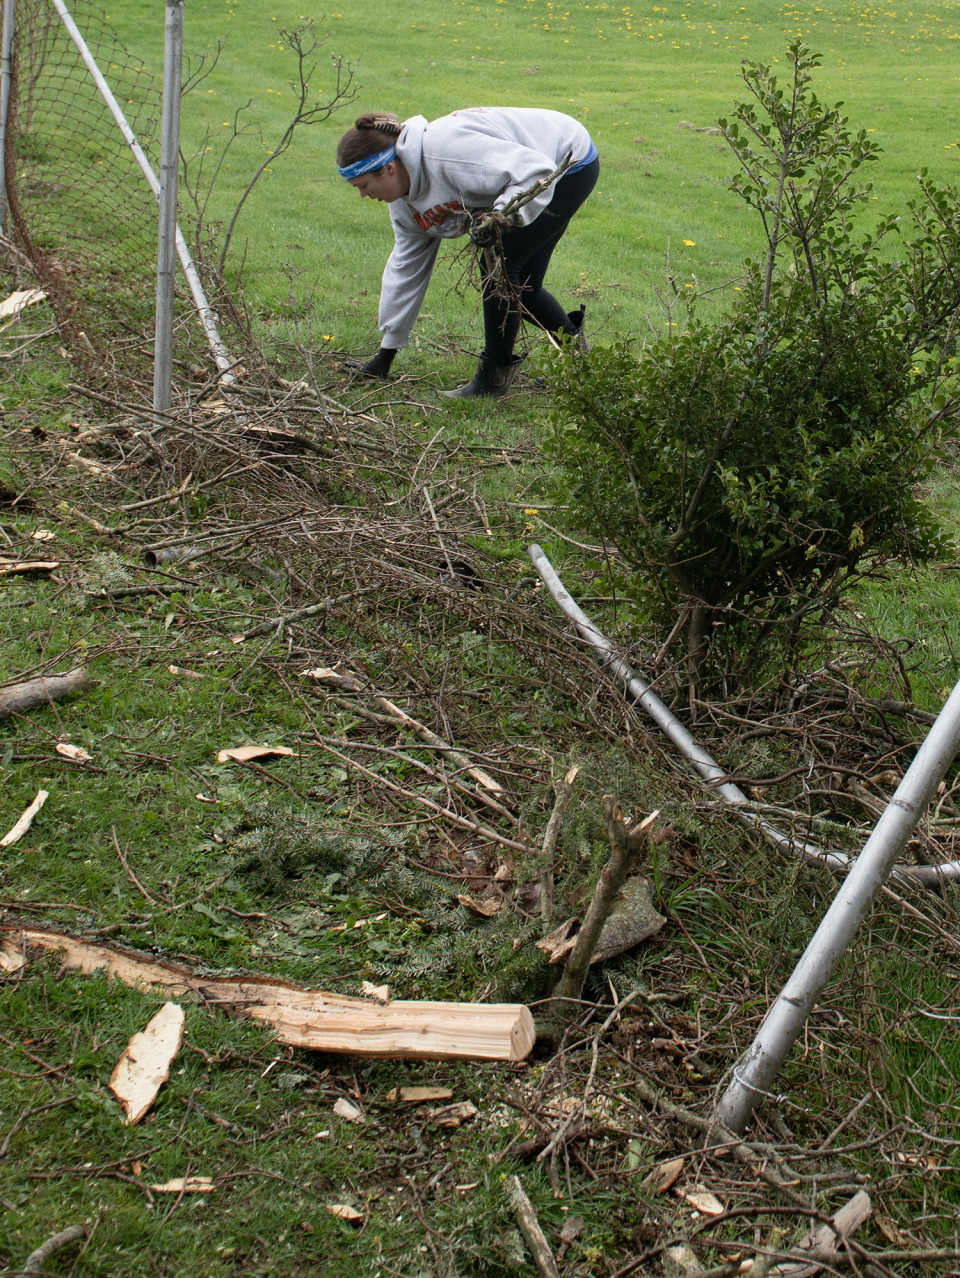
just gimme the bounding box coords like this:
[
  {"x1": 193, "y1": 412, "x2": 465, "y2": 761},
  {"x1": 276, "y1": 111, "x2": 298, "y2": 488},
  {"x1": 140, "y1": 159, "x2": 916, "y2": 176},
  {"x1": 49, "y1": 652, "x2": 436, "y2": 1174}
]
[{"x1": 541, "y1": 798, "x2": 657, "y2": 1040}]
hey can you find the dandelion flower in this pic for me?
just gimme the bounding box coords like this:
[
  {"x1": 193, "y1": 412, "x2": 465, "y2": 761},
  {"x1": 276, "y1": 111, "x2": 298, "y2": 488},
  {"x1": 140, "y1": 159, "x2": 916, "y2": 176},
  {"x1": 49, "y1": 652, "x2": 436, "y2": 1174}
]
[{"x1": 683, "y1": 239, "x2": 696, "y2": 246}]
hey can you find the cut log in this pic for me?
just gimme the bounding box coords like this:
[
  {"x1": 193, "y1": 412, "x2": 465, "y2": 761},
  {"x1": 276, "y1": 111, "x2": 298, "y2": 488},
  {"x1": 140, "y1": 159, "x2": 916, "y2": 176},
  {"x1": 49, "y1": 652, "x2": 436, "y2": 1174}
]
[
  {"x1": 0, "y1": 924, "x2": 536, "y2": 1063},
  {"x1": 0, "y1": 668, "x2": 95, "y2": 720}
]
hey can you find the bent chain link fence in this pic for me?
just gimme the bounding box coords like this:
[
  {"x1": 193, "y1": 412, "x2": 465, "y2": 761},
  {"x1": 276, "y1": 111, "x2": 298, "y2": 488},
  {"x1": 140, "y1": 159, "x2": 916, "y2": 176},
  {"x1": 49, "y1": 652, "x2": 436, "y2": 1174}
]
[{"x1": 3, "y1": 0, "x2": 246, "y2": 380}]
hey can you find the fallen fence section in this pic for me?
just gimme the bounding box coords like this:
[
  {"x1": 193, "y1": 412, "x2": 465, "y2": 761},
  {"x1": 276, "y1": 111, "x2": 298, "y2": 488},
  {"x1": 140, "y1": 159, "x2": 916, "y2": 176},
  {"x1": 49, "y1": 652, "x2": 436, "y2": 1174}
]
[
  {"x1": 1, "y1": 924, "x2": 536, "y2": 1062},
  {"x1": 714, "y1": 671, "x2": 960, "y2": 1134},
  {"x1": 527, "y1": 543, "x2": 960, "y2": 890}
]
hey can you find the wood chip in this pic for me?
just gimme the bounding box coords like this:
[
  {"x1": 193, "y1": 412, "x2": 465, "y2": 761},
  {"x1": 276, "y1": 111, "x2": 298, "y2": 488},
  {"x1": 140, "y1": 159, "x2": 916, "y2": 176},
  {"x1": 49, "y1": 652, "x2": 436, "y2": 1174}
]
[
  {"x1": 31, "y1": 529, "x2": 56, "y2": 542},
  {"x1": 0, "y1": 945, "x2": 26, "y2": 973},
  {"x1": 301, "y1": 666, "x2": 364, "y2": 692},
  {"x1": 332, "y1": 1097, "x2": 364, "y2": 1123},
  {"x1": 430, "y1": 1100, "x2": 478, "y2": 1128},
  {"x1": 55, "y1": 743, "x2": 92, "y2": 762},
  {"x1": 0, "y1": 288, "x2": 46, "y2": 319},
  {"x1": 360, "y1": 981, "x2": 390, "y2": 1003},
  {"x1": 647, "y1": 1156, "x2": 684, "y2": 1193},
  {"x1": 326, "y1": 1203, "x2": 362, "y2": 1223},
  {"x1": 109, "y1": 1002, "x2": 184, "y2": 1125},
  {"x1": 150, "y1": 1176, "x2": 214, "y2": 1193},
  {"x1": 385, "y1": 1086, "x2": 454, "y2": 1104},
  {"x1": 216, "y1": 744, "x2": 294, "y2": 763},
  {"x1": 457, "y1": 893, "x2": 500, "y2": 918},
  {"x1": 681, "y1": 1189, "x2": 725, "y2": 1216},
  {"x1": 168, "y1": 665, "x2": 204, "y2": 679},
  {"x1": 1, "y1": 790, "x2": 49, "y2": 847}
]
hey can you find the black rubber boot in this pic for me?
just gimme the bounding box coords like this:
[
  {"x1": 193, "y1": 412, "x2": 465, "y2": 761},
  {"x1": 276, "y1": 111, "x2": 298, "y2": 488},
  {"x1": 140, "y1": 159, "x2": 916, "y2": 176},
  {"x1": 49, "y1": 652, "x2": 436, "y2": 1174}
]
[
  {"x1": 443, "y1": 353, "x2": 524, "y2": 399},
  {"x1": 566, "y1": 304, "x2": 591, "y2": 352}
]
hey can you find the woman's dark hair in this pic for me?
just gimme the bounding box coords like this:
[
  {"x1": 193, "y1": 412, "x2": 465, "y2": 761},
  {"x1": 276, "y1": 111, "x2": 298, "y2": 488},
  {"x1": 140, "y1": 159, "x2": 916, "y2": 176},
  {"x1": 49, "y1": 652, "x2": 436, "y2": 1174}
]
[{"x1": 337, "y1": 112, "x2": 403, "y2": 169}]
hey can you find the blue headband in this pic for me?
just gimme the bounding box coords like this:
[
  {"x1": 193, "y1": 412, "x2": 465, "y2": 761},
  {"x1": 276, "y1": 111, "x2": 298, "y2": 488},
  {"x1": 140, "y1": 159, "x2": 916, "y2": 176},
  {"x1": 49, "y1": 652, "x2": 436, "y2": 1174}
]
[{"x1": 339, "y1": 145, "x2": 396, "y2": 180}]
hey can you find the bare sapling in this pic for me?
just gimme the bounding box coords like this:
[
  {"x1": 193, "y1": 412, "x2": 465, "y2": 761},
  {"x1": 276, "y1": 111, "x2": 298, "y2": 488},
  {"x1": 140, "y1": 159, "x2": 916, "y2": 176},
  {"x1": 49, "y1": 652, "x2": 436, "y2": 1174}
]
[{"x1": 539, "y1": 796, "x2": 658, "y2": 1044}]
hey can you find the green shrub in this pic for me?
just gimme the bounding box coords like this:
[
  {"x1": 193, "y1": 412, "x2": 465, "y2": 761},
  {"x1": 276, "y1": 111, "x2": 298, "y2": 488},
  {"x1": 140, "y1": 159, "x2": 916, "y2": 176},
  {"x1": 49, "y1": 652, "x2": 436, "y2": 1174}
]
[{"x1": 546, "y1": 42, "x2": 960, "y2": 687}]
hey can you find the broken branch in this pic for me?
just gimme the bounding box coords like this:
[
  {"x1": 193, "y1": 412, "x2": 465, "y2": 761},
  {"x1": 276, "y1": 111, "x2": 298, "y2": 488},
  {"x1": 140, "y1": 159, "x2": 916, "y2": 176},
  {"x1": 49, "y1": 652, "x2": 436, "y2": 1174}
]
[
  {"x1": 546, "y1": 798, "x2": 658, "y2": 1025},
  {"x1": 540, "y1": 764, "x2": 579, "y2": 929},
  {"x1": 0, "y1": 668, "x2": 94, "y2": 720},
  {"x1": 508, "y1": 1175, "x2": 561, "y2": 1278}
]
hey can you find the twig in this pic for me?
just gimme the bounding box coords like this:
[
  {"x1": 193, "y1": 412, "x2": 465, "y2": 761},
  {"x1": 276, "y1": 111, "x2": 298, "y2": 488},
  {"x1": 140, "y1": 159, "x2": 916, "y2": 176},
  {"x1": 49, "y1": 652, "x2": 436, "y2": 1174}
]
[
  {"x1": 540, "y1": 765, "x2": 579, "y2": 929},
  {"x1": 1, "y1": 1096, "x2": 79, "y2": 1158},
  {"x1": 111, "y1": 824, "x2": 163, "y2": 907},
  {"x1": 231, "y1": 585, "x2": 381, "y2": 643}
]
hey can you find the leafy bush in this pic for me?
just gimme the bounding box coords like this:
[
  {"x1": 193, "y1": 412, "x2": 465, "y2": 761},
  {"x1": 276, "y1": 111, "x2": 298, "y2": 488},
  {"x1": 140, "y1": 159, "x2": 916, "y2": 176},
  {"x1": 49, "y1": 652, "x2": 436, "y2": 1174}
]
[{"x1": 546, "y1": 43, "x2": 960, "y2": 686}]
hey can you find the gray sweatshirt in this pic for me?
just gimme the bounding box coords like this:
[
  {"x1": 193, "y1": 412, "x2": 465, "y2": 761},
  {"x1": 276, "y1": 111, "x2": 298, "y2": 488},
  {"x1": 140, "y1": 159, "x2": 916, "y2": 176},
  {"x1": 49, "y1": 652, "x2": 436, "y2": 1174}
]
[{"x1": 379, "y1": 108, "x2": 593, "y2": 349}]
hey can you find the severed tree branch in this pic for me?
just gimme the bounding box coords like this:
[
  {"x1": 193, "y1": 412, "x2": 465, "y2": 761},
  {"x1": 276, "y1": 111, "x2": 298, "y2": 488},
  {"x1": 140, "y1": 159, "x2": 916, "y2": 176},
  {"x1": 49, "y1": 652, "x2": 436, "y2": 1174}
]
[{"x1": 545, "y1": 798, "x2": 657, "y2": 1026}]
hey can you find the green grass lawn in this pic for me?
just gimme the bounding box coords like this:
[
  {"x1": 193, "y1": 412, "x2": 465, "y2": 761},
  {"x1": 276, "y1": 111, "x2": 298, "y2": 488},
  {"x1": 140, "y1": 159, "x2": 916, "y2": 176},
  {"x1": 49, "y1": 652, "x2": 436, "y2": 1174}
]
[{"x1": 94, "y1": 0, "x2": 960, "y2": 358}]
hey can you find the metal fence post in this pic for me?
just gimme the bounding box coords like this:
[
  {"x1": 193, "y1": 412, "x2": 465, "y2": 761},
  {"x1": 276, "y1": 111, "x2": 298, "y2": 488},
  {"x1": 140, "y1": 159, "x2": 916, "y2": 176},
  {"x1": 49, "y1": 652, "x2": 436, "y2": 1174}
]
[
  {"x1": 0, "y1": 0, "x2": 15, "y2": 232},
  {"x1": 153, "y1": 0, "x2": 184, "y2": 415}
]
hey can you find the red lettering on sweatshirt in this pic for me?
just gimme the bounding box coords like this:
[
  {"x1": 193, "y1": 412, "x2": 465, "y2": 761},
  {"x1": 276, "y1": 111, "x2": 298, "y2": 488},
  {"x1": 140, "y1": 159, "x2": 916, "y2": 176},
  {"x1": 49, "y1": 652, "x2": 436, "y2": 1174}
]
[{"x1": 414, "y1": 199, "x2": 464, "y2": 231}]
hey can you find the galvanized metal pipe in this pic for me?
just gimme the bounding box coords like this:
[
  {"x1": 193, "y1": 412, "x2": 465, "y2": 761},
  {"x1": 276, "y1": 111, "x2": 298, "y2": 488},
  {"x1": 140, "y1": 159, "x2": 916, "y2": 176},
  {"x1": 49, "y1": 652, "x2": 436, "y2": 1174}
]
[
  {"x1": 715, "y1": 673, "x2": 960, "y2": 1134},
  {"x1": 526, "y1": 541, "x2": 960, "y2": 891},
  {"x1": 153, "y1": 0, "x2": 183, "y2": 416},
  {"x1": 49, "y1": 0, "x2": 234, "y2": 378},
  {"x1": 0, "y1": 0, "x2": 15, "y2": 232}
]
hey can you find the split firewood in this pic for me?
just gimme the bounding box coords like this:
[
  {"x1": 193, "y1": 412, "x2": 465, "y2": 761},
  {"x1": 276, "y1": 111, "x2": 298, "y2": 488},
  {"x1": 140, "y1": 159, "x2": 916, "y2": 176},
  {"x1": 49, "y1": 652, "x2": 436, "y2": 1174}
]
[
  {"x1": 1, "y1": 790, "x2": 49, "y2": 847},
  {"x1": 55, "y1": 742, "x2": 92, "y2": 762},
  {"x1": 109, "y1": 1002, "x2": 185, "y2": 1125},
  {"x1": 1, "y1": 924, "x2": 536, "y2": 1062},
  {"x1": 0, "y1": 668, "x2": 95, "y2": 720}
]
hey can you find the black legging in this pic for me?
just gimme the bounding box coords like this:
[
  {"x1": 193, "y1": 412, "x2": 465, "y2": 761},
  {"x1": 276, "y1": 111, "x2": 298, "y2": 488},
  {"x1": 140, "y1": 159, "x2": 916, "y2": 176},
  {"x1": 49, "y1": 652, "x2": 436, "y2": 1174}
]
[{"x1": 481, "y1": 155, "x2": 600, "y2": 363}]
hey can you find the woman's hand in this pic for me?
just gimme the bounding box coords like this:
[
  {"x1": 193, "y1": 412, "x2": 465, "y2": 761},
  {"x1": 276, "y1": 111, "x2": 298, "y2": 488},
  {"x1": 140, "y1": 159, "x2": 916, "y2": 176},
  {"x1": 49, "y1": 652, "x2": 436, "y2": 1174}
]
[{"x1": 469, "y1": 210, "x2": 520, "y2": 247}]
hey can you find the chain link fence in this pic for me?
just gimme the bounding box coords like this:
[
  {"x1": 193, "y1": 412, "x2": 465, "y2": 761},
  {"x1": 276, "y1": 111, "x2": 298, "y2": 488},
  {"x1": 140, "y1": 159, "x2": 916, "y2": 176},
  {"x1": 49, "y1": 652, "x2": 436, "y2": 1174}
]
[{"x1": 2, "y1": 0, "x2": 243, "y2": 376}]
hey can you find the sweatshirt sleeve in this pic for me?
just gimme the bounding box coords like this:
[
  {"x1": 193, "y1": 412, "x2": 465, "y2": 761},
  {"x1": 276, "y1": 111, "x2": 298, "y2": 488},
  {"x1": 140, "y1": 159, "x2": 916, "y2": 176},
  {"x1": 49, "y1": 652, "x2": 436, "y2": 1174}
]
[
  {"x1": 378, "y1": 210, "x2": 441, "y2": 349},
  {"x1": 485, "y1": 141, "x2": 571, "y2": 226}
]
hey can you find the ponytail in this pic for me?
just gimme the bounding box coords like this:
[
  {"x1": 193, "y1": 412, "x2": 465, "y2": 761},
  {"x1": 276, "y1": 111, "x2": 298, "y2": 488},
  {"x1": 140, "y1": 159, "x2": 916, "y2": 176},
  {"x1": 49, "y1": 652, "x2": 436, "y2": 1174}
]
[{"x1": 337, "y1": 112, "x2": 403, "y2": 169}]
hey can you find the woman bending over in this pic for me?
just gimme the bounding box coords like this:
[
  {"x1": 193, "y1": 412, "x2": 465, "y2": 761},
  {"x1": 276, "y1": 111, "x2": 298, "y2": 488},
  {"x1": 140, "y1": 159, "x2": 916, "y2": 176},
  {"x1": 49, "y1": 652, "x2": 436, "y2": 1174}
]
[{"x1": 337, "y1": 106, "x2": 599, "y2": 398}]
